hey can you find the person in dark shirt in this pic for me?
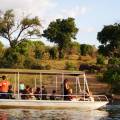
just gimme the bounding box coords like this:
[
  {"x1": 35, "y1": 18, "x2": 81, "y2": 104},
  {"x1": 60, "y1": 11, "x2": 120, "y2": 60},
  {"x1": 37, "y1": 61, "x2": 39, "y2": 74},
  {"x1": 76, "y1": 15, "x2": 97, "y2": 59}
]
[
  {"x1": 34, "y1": 87, "x2": 41, "y2": 100},
  {"x1": 21, "y1": 85, "x2": 30, "y2": 99},
  {"x1": 50, "y1": 90, "x2": 56, "y2": 100},
  {"x1": 41, "y1": 86, "x2": 47, "y2": 100},
  {"x1": 63, "y1": 79, "x2": 70, "y2": 100},
  {"x1": 8, "y1": 85, "x2": 15, "y2": 99}
]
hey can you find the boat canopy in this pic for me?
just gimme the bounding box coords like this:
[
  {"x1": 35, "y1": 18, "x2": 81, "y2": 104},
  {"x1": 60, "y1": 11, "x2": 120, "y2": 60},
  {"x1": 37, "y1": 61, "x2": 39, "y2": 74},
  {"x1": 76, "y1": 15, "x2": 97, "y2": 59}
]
[{"x1": 0, "y1": 69, "x2": 85, "y2": 76}]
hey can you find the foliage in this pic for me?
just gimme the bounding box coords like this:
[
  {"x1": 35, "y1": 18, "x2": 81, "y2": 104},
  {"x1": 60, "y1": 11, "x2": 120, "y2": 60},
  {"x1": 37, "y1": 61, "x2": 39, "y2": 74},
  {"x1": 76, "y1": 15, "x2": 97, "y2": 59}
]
[
  {"x1": 23, "y1": 57, "x2": 36, "y2": 69},
  {"x1": 97, "y1": 23, "x2": 120, "y2": 57},
  {"x1": 96, "y1": 55, "x2": 105, "y2": 65},
  {"x1": 0, "y1": 9, "x2": 41, "y2": 48},
  {"x1": 49, "y1": 46, "x2": 58, "y2": 59},
  {"x1": 0, "y1": 48, "x2": 20, "y2": 68},
  {"x1": 103, "y1": 57, "x2": 120, "y2": 93},
  {"x1": 79, "y1": 63, "x2": 102, "y2": 73},
  {"x1": 67, "y1": 41, "x2": 80, "y2": 55},
  {"x1": 32, "y1": 41, "x2": 45, "y2": 59},
  {"x1": 65, "y1": 62, "x2": 77, "y2": 70},
  {"x1": 80, "y1": 44, "x2": 94, "y2": 56},
  {"x1": 0, "y1": 41, "x2": 4, "y2": 57},
  {"x1": 43, "y1": 17, "x2": 78, "y2": 58}
]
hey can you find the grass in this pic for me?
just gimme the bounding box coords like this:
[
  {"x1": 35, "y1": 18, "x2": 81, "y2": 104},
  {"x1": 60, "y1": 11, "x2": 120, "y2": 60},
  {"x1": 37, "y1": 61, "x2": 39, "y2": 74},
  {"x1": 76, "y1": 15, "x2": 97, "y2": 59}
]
[{"x1": 39, "y1": 56, "x2": 96, "y2": 70}]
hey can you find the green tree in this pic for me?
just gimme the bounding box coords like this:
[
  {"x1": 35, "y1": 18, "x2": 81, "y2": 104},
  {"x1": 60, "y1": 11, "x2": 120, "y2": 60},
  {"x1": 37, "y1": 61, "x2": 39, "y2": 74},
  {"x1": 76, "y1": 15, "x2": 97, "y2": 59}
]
[
  {"x1": 103, "y1": 57, "x2": 120, "y2": 93},
  {"x1": 0, "y1": 41, "x2": 4, "y2": 57},
  {"x1": 1, "y1": 48, "x2": 20, "y2": 68},
  {"x1": 97, "y1": 23, "x2": 120, "y2": 57},
  {"x1": 43, "y1": 17, "x2": 78, "y2": 59},
  {"x1": 0, "y1": 9, "x2": 41, "y2": 48},
  {"x1": 49, "y1": 46, "x2": 58, "y2": 59},
  {"x1": 15, "y1": 40, "x2": 32, "y2": 56},
  {"x1": 33, "y1": 41, "x2": 45, "y2": 59},
  {"x1": 80, "y1": 44, "x2": 94, "y2": 56}
]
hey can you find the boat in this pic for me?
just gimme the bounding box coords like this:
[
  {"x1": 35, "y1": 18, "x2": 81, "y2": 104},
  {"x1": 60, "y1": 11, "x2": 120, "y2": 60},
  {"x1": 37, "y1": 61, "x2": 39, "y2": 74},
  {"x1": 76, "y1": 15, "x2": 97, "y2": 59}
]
[{"x1": 0, "y1": 70, "x2": 109, "y2": 110}]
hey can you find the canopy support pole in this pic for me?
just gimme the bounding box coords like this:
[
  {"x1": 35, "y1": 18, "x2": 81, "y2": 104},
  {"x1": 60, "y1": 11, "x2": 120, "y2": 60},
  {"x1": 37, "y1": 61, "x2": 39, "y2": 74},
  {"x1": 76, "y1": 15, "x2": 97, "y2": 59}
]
[
  {"x1": 84, "y1": 73, "x2": 90, "y2": 94},
  {"x1": 56, "y1": 76, "x2": 58, "y2": 92},
  {"x1": 77, "y1": 77, "x2": 81, "y2": 93},
  {"x1": 83, "y1": 74, "x2": 86, "y2": 101},
  {"x1": 17, "y1": 72, "x2": 20, "y2": 99},
  {"x1": 62, "y1": 73, "x2": 64, "y2": 100},
  {"x1": 14, "y1": 73, "x2": 17, "y2": 94},
  {"x1": 40, "y1": 73, "x2": 42, "y2": 99},
  {"x1": 76, "y1": 77, "x2": 78, "y2": 95},
  {"x1": 34, "y1": 74, "x2": 37, "y2": 90}
]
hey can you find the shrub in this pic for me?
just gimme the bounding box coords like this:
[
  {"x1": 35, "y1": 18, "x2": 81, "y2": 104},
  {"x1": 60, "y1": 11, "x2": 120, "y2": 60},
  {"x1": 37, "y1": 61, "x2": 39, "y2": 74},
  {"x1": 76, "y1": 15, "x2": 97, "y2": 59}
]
[
  {"x1": 79, "y1": 64, "x2": 102, "y2": 73},
  {"x1": 45, "y1": 65, "x2": 51, "y2": 70},
  {"x1": 103, "y1": 57, "x2": 120, "y2": 93},
  {"x1": 65, "y1": 62, "x2": 77, "y2": 70},
  {"x1": 96, "y1": 55, "x2": 105, "y2": 65}
]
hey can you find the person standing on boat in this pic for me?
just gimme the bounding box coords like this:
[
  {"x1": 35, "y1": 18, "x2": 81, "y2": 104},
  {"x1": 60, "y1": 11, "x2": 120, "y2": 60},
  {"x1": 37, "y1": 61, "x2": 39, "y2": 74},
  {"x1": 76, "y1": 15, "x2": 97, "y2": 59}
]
[
  {"x1": 0, "y1": 75, "x2": 10, "y2": 99},
  {"x1": 63, "y1": 79, "x2": 70, "y2": 100}
]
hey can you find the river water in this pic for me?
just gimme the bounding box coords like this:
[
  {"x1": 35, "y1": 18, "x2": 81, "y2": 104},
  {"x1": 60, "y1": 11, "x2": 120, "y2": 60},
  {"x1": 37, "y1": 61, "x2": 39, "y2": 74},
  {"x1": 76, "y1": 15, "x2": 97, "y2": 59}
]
[{"x1": 0, "y1": 105, "x2": 120, "y2": 120}]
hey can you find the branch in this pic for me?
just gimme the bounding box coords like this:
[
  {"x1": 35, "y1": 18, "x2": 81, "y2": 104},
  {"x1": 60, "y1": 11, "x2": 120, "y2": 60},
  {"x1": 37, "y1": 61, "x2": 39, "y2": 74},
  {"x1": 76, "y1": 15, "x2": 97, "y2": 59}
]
[
  {"x1": 15, "y1": 24, "x2": 35, "y2": 42},
  {"x1": 10, "y1": 24, "x2": 21, "y2": 35},
  {"x1": 2, "y1": 33, "x2": 12, "y2": 45}
]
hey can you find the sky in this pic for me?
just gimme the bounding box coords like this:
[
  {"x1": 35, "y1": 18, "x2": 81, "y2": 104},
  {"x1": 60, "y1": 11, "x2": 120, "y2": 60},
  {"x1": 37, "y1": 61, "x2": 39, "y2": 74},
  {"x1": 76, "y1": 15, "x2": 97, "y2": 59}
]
[{"x1": 0, "y1": 0, "x2": 120, "y2": 47}]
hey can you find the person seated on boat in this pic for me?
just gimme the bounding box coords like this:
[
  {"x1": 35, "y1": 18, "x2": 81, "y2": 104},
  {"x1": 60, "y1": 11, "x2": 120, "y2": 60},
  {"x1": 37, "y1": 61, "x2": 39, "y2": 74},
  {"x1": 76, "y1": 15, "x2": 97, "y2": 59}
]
[
  {"x1": 63, "y1": 79, "x2": 70, "y2": 100},
  {"x1": 50, "y1": 90, "x2": 56, "y2": 100},
  {"x1": 19, "y1": 81, "x2": 25, "y2": 94},
  {"x1": 88, "y1": 91, "x2": 94, "y2": 102},
  {"x1": 34, "y1": 87, "x2": 41, "y2": 100},
  {"x1": 41, "y1": 85, "x2": 47, "y2": 100},
  {"x1": 29, "y1": 87, "x2": 35, "y2": 100},
  {"x1": 8, "y1": 85, "x2": 15, "y2": 99},
  {"x1": 79, "y1": 90, "x2": 94, "y2": 101},
  {"x1": 21, "y1": 85, "x2": 30, "y2": 99},
  {"x1": 0, "y1": 75, "x2": 10, "y2": 99},
  {"x1": 67, "y1": 88, "x2": 73, "y2": 100},
  {"x1": 67, "y1": 88, "x2": 79, "y2": 101}
]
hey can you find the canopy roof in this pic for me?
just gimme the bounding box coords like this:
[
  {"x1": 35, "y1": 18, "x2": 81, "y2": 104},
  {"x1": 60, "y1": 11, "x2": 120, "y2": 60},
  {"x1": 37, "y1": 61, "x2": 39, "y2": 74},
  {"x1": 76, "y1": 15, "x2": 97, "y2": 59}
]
[{"x1": 0, "y1": 69, "x2": 84, "y2": 76}]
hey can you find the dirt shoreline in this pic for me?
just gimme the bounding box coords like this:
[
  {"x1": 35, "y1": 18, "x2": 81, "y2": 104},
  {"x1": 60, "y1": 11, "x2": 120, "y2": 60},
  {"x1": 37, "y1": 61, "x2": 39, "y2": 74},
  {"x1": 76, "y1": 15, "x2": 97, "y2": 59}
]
[{"x1": 107, "y1": 94, "x2": 120, "y2": 104}]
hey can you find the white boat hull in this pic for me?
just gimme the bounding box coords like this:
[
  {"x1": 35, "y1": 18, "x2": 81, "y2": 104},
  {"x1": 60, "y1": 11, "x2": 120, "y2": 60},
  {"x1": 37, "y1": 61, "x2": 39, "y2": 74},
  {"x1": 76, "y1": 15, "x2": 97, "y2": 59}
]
[{"x1": 0, "y1": 99, "x2": 108, "y2": 110}]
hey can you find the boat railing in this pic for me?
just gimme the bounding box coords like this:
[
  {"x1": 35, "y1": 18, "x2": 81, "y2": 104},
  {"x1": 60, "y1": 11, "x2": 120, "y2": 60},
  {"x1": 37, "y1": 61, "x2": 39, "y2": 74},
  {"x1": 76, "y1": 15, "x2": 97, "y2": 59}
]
[
  {"x1": 0, "y1": 93, "x2": 108, "y2": 102},
  {"x1": 93, "y1": 95, "x2": 108, "y2": 102}
]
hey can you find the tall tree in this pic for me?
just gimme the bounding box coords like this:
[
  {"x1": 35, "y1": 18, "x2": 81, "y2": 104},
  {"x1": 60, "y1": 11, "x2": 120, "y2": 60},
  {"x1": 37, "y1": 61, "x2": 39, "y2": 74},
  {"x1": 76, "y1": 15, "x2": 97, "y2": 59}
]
[
  {"x1": 43, "y1": 17, "x2": 78, "y2": 58},
  {"x1": 0, "y1": 9, "x2": 41, "y2": 48},
  {"x1": 97, "y1": 23, "x2": 120, "y2": 57}
]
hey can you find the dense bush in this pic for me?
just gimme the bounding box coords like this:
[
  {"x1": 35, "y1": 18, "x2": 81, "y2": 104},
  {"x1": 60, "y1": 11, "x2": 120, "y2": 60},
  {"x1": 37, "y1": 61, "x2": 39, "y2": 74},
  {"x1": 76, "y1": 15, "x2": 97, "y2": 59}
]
[
  {"x1": 80, "y1": 44, "x2": 94, "y2": 56},
  {"x1": 49, "y1": 47, "x2": 58, "y2": 59},
  {"x1": 65, "y1": 62, "x2": 77, "y2": 70},
  {"x1": 96, "y1": 55, "x2": 105, "y2": 65},
  {"x1": 79, "y1": 64, "x2": 102, "y2": 73},
  {"x1": 103, "y1": 57, "x2": 120, "y2": 93}
]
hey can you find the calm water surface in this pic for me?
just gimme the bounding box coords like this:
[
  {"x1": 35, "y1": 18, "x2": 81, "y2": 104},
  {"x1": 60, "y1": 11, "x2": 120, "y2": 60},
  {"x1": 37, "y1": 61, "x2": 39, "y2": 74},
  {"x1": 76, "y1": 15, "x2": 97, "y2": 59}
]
[{"x1": 0, "y1": 105, "x2": 120, "y2": 120}]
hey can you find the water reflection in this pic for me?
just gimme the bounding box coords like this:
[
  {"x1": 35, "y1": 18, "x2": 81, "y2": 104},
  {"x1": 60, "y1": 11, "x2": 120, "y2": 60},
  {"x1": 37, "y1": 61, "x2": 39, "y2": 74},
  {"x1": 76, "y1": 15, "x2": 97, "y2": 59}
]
[
  {"x1": 0, "y1": 108, "x2": 110, "y2": 120},
  {"x1": 106, "y1": 105, "x2": 120, "y2": 119}
]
